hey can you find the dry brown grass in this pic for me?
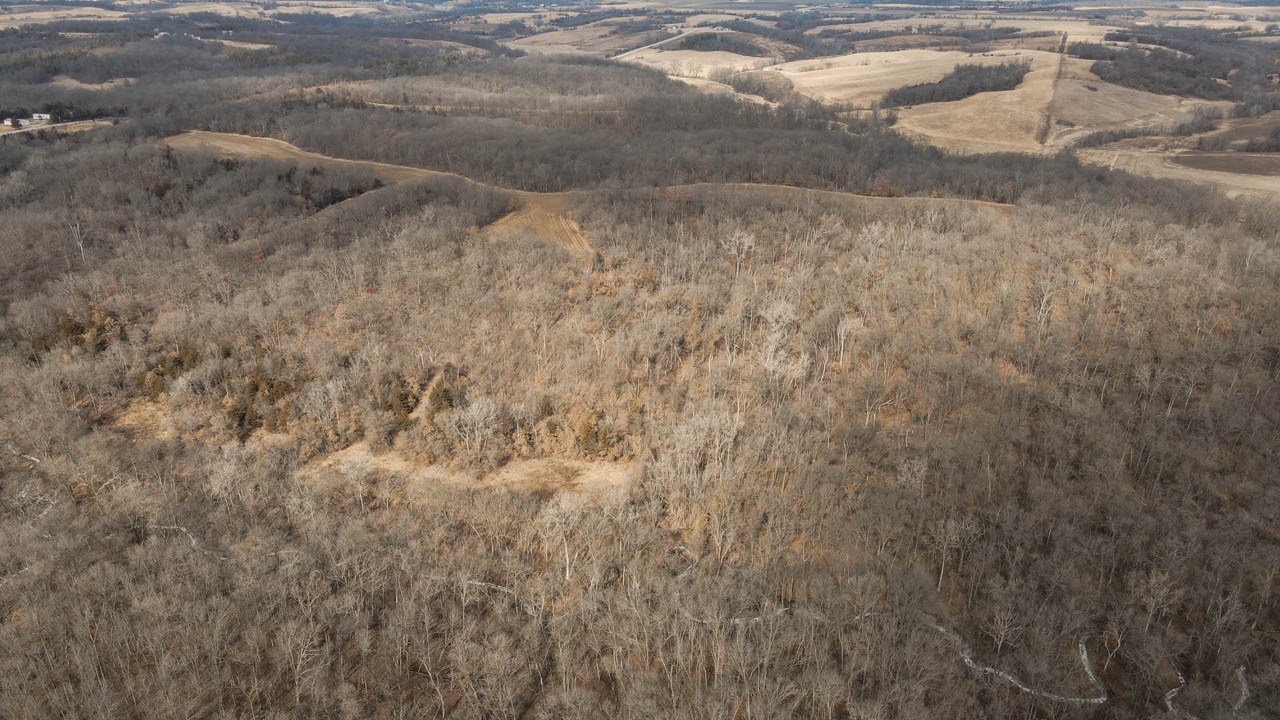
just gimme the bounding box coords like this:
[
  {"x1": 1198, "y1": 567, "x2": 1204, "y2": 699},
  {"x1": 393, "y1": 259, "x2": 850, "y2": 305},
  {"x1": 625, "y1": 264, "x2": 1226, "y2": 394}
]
[
  {"x1": 108, "y1": 399, "x2": 178, "y2": 443},
  {"x1": 624, "y1": 48, "x2": 775, "y2": 78},
  {"x1": 266, "y1": 1, "x2": 389, "y2": 18},
  {"x1": 209, "y1": 39, "x2": 273, "y2": 51},
  {"x1": 50, "y1": 75, "x2": 135, "y2": 90},
  {"x1": 478, "y1": 458, "x2": 638, "y2": 504},
  {"x1": 486, "y1": 193, "x2": 593, "y2": 254},
  {"x1": 165, "y1": 130, "x2": 446, "y2": 184},
  {"x1": 509, "y1": 19, "x2": 662, "y2": 56},
  {"x1": 1077, "y1": 140, "x2": 1280, "y2": 199},
  {"x1": 303, "y1": 441, "x2": 636, "y2": 505},
  {"x1": 890, "y1": 50, "x2": 1060, "y2": 154},
  {"x1": 167, "y1": 131, "x2": 596, "y2": 252},
  {"x1": 769, "y1": 48, "x2": 1044, "y2": 109},
  {"x1": 163, "y1": 130, "x2": 1017, "y2": 255},
  {"x1": 160, "y1": 2, "x2": 264, "y2": 18},
  {"x1": 804, "y1": 16, "x2": 1121, "y2": 43},
  {"x1": 0, "y1": 5, "x2": 127, "y2": 27},
  {"x1": 1196, "y1": 110, "x2": 1280, "y2": 146},
  {"x1": 670, "y1": 75, "x2": 776, "y2": 106},
  {"x1": 1046, "y1": 79, "x2": 1231, "y2": 148}
]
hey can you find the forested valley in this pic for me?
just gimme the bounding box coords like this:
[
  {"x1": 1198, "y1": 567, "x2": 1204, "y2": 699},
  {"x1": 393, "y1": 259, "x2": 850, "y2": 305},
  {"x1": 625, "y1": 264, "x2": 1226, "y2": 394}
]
[{"x1": 1, "y1": 3, "x2": 1278, "y2": 719}]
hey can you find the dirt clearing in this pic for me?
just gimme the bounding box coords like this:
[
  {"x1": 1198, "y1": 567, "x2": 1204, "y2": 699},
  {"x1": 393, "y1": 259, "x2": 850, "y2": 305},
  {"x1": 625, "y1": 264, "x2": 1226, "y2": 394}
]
[{"x1": 486, "y1": 193, "x2": 592, "y2": 253}]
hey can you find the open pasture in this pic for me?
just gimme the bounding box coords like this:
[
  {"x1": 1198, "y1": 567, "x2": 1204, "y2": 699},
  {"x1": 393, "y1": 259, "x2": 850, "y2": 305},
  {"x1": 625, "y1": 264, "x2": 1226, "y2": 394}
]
[{"x1": 770, "y1": 48, "x2": 1048, "y2": 109}]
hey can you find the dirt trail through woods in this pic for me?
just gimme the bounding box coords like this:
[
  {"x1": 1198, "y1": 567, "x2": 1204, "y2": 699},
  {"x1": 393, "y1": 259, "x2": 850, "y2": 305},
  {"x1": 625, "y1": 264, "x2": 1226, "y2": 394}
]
[
  {"x1": 165, "y1": 130, "x2": 1013, "y2": 252},
  {"x1": 167, "y1": 131, "x2": 594, "y2": 251}
]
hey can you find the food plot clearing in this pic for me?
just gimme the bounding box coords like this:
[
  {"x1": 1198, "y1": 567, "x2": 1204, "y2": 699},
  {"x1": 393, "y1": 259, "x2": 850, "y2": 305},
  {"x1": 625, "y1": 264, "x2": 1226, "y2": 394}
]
[
  {"x1": 486, "y1": 193, "x2": 592, "y2": 254},
  {"x1": 164, "y1": 130, "x2": 1018, "y2": 255},
  {"x1": 164, "y1": 131, "x2": 595, "y2": 253}
]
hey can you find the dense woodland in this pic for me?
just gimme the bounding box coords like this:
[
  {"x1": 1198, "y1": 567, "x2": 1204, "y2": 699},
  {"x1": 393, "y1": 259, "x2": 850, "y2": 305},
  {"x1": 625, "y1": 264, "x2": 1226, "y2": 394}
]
[
  {"x1": 2, "y1": 3, "x2": 1279, "y2": 719},
  {"x1": 1069, "y1": 26, "x2": 1280, "y2": 115}
]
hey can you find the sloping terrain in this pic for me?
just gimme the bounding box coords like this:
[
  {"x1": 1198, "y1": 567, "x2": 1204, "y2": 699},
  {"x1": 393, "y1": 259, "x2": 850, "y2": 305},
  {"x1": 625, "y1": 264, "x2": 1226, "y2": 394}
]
[
  {"x1": 770, "y1": 49, "x2": 1044, "y2": 109},
  {"x1": 891, "y1": 50, "x2": 1060, "y2": 154},
  {"x1": 166, "y1": 131, "x2": 591, "y2": 252},
  {"x1": 164, "y1": 130, "x2": 1016, "y2": 253},
  {"x1": 1077, "y1": 140, "x2": 1280, "y2": 199},
  {"x1": 1047, "y1": 79, "x2": 1232, "y2": 147}
]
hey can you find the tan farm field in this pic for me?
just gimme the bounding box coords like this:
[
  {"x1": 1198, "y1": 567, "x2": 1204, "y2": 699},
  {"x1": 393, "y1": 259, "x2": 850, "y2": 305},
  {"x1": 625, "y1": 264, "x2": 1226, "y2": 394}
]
[
  {"x1": 1077, "y1": 139, "x2": 1280, "y2": 200},
  {"x1": 1047, "y1": 79, "x2": 1233, "y2": 147},
  {"x1": 0, "y1": 4, "x2": 127, "y2": 27},
  {"x1": 889, "y1": 49, "x2": 1060, "y2": 154},
  {"x1": 624, "y1": 48, "x2": 776, "y2": 78},
  {"x1": 160, "y1": 2, "x2": 265, "y2": 18},
  {"x1": 770, "y1": 48, "x2": 1049, "y2": 110},
  {"x1": 508, "y1": 19, "x2": 661, "y2": 57},
  {"x1": 50, "y1": 75, "x2": 135, "y2": 90},
  {"x1": 804, "y1": 16, "x2": 1122, "y2": 44}
]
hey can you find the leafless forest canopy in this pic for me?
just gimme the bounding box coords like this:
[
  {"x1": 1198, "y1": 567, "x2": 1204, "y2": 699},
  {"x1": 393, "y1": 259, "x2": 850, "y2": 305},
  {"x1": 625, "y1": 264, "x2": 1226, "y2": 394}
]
[{"x1": 1, "y1": 1, "x2": 1279, "y2": 718}]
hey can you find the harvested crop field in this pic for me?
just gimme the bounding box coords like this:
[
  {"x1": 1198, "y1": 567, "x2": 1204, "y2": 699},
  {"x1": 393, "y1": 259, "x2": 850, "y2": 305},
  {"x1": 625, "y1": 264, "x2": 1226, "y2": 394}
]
[
  {"x1": 1172, "y1": 152, "x2": 1280, "y2": 176},
  {"x1": 1196, "y1": 111, "x2": 1280, "y2": 146}
]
